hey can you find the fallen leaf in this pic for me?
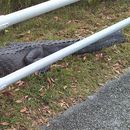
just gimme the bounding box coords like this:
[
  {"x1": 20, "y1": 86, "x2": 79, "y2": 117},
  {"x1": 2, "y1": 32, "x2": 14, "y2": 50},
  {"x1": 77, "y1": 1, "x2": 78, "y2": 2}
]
[
  {"x1": 16, "y1": 99, "x2": 23, "y2": 103},
  {"x1": 95, "y1": 53, "x2": 104, "y2": 60},
  {"x1": 2, "y1": 91, "x2": 13, "y2": 97},
  {"x1": 63, "y1": 86, "x2": 68, "y2": 90},
  {"x1": 53, "y1": 16, "x2": 60, "y2": 21},
  {"x1": 15, "y1": 95, "x2": 29, "y2": 104},
  {"x1": 20, "y1": 107, "x2": 28, "y2": 113},
  {"x1": 15, "y1": 80, "x2": 26, "y2": 88},
  {"x1": 6, "y1": 128, "x2": 17, "y2": 130},
  {"x1": 0, "y1": 122, "x2": 10, "y2": 126},
  {"x1": 47, "y1": 77, "x2": 55, "y2": 86},
  {"x1": 112, "y1": 62, "x2": 123, "y2": 74},
  {"x1": 59, "y1": 100, "x2": 69, "y2": 109}
]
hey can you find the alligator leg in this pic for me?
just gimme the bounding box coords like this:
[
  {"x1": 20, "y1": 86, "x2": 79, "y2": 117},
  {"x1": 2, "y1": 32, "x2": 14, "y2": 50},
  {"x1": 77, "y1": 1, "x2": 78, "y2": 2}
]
[
  {"x1": 24, "y1": 47, "x2": 44, "y2": 65},
  {"x1": 24, "y1": 48, "x2": 51, "y2": 74}
]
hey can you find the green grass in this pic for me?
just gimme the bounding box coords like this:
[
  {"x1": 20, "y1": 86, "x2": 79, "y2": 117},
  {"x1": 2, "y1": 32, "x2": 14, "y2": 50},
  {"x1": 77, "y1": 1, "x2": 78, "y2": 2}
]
[{"x1": 0, "y1": 0, "x2": 130, "y2": 129}]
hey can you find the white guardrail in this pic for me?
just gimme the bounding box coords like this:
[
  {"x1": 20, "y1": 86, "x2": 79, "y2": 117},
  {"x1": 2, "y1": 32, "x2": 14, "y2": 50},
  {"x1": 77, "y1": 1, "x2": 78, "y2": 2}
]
[
  {"x1": 0, "y1": 17, "x2": 130, "y2": 90},
  {"x1": 0, "y1": 0, "x2": 79, "y2": 31}
]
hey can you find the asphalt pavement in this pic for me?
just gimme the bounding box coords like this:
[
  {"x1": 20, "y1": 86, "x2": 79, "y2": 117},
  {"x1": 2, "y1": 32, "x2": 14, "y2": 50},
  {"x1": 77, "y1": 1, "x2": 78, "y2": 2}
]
[{"x1": 41, "y1": 69, "x2": 130, "y2": 130}]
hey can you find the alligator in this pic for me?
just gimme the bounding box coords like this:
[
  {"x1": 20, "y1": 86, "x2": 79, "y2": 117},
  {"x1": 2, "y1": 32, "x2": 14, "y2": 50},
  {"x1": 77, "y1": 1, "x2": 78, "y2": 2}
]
[{"x1": 0, "y1": 31, "x2": 126, "y2": 77}]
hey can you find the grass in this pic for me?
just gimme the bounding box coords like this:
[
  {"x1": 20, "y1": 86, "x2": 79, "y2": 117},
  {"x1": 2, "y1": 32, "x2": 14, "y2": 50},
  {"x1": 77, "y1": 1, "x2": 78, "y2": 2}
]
[{"x1": 0, "y1": 0, "x2": 130, "y2": 129}]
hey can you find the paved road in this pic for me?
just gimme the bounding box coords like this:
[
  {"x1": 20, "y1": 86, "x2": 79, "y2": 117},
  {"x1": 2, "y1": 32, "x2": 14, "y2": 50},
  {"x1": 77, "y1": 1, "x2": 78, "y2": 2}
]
[{"x1": 41, "y1": 69, "x2": 130, "y2": 130}]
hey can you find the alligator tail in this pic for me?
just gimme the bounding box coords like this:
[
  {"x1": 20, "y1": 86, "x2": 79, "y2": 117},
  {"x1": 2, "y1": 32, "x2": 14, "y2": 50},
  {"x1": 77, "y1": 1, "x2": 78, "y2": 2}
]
[
  {"x1": 75, "y1": 30, "x2": 127, "y2": 54},
  {"x1": 41, "y1": 30, "x2": 126, "y2": 54}
]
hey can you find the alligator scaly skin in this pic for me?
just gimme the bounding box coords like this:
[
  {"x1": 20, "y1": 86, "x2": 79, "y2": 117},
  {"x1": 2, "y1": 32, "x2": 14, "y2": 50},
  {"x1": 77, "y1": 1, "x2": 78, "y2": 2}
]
[{"x1": 0, "y1": 31, "x2": 126, "y2": 77}]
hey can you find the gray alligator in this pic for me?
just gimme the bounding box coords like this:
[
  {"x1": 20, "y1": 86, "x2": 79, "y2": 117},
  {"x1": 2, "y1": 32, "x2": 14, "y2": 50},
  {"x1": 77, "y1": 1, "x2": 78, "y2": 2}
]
[{"x1": 0, "y1": 31, "x2": 126, "y2": 77}]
